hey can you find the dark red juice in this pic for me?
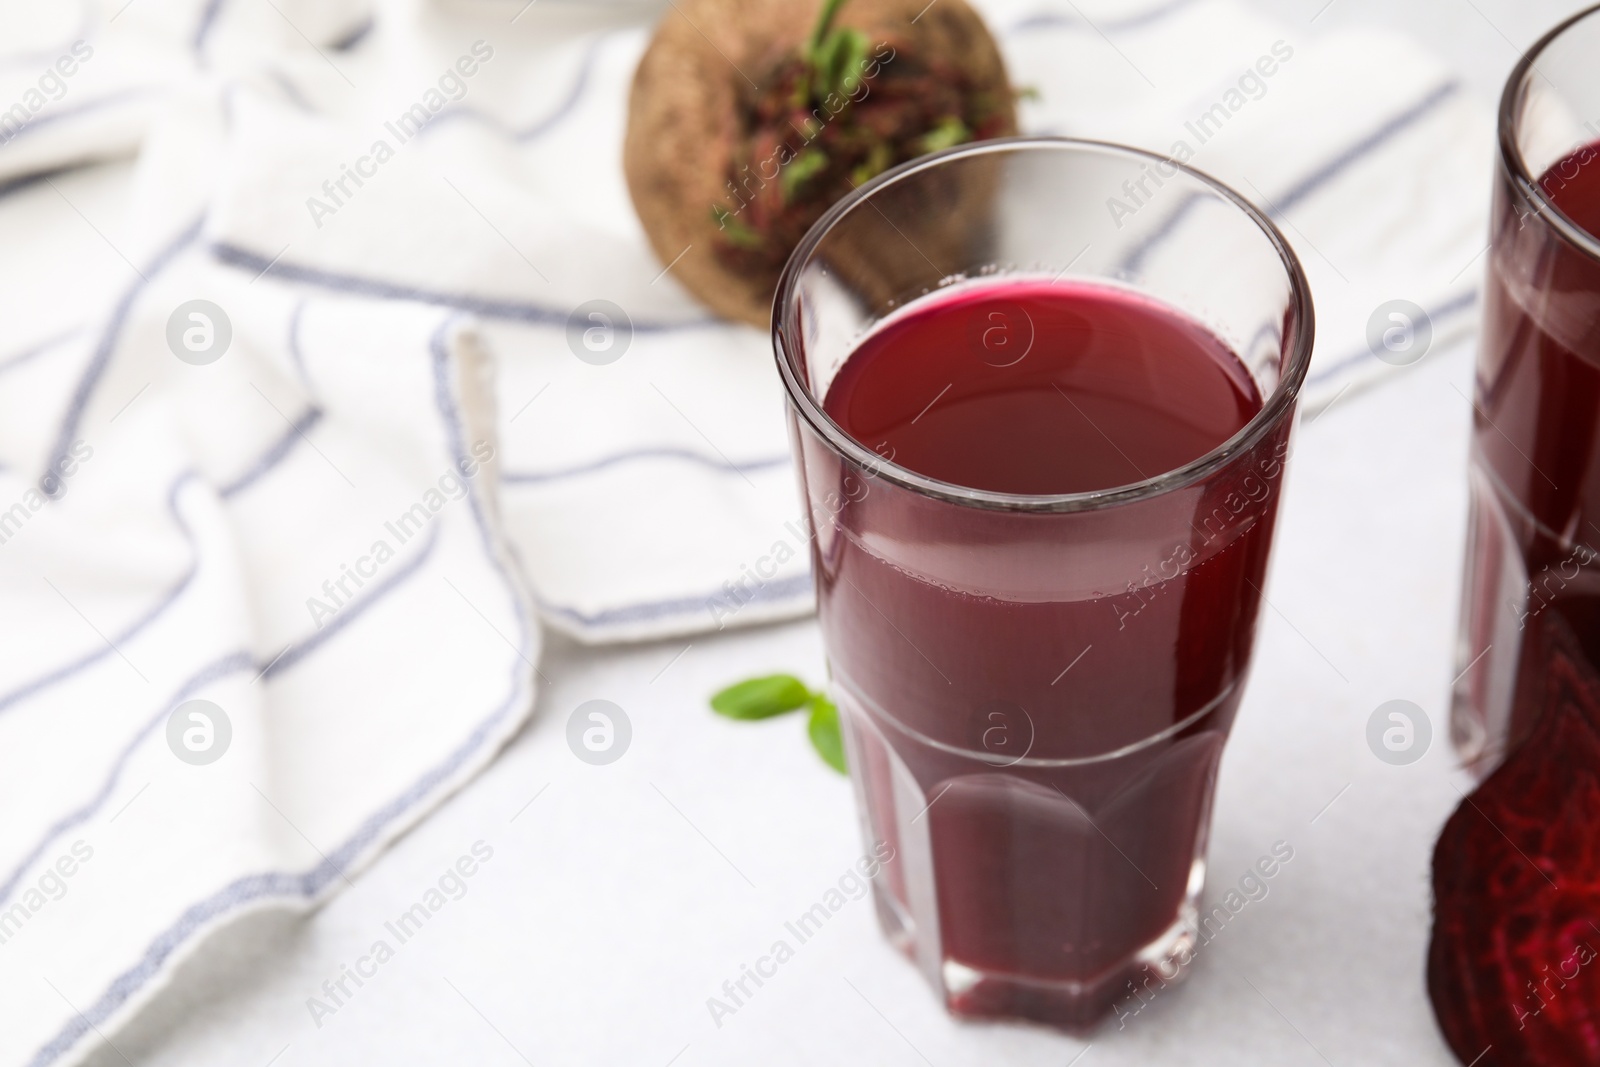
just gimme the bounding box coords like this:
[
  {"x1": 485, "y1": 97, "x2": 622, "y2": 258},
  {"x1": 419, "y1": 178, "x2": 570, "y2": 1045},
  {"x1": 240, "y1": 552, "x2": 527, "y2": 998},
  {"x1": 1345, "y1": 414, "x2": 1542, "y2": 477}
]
[
  {"x1": 1456, "y1": 142, "x2": 1600, "y2": 771},
  {"x1": 825, "y1": 282, "x2": 1260, "y2": 495},
  {"x1": 807, "y1": 279, "x2": 1284, "y2": 1028}
]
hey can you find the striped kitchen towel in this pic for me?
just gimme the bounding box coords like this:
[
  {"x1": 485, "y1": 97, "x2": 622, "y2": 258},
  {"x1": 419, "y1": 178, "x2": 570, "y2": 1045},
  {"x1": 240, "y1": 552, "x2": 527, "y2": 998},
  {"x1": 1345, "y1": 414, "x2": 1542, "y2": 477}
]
[
  {"x1": 0, "y1": 0, "x2": 1489, "y2": 1062},
  {"x1": 0, "y1": 5, "x2": 541, "y2": 1067}
]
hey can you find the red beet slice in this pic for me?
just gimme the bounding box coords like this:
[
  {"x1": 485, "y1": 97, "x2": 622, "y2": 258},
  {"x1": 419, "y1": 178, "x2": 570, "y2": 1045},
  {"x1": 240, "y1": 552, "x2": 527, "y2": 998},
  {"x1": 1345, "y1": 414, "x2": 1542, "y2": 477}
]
[{"x1": 1429, "y1": 612, "x2": 1600, "y2": 1065}]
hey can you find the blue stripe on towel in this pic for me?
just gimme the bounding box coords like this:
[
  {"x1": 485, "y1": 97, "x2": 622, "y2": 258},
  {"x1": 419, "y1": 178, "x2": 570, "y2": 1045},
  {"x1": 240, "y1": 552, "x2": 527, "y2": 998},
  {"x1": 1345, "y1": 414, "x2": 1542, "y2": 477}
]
[
  {"x1": 504, "y1": 447, "x2": 790, "y2": 487},
  {"x1": 27, "y1": 313, "x2": 536, "y2": 1067},
  {"x1": 0, "y1": 523, "x2": 444, "y2": 918},
  {"x1": 1118, "y1": 79, "x2": 1462, "y2": 276},
  {"x1": 265, "y1": 68, "x2": 317, "y2": 113},
  {"x1": 1305, "y1": 288, "x2": 1480, "y2": 391},
  {"x1": 0, "y1": 163, "x2": 104, "y2": 204},
  {"x1": 538, "y1": 570, "x2": 814, "y2": 631},
  {"x1": 210, "y1": 241, "x2": 718, "y2": 332},
  {"x1": 193, "y1": 0, "x2": 229, "y2": 55},
  {"x1": 196, "y1": 1, "x2": 368, "y2": 60},
  {"x1": 421, "y1": 33, "x2": 608, "y2": 144},
  {"x1": 0, "y1": 170, "x2": 53, "y2": 202},
  {"x1": 1270, "y1": 81, "x2": 1460, "y2": 217},
  {"x1": 0, "y1": 476, "x2": 205, "y2": 718},
  {"x1": 286, "y1": 298, "x2": 315, "y2": 387},
  {"x1": 263, "y1": 521, "x2": 444, "y2": 681},
  {"x1": 0, "y1": 329, "x2": 79, "y2": 376},
  {"x1": 0, "y1": 90, "x2": 153, "y2": 148},
  {"x1": 45, "y1": 215, "x2": 205, "y2": 493},
  {"x1": 1, "y1": 401, "x2": 328, "y2": 719},
  {"x1": 1114, "y1": 191, "x2": 1203, "y2": 277},
  {"x1": 330, "y1": 17, "x2": 375, "y2": 53},
  {"x1": 218, "y1": 407, "x2": 324, "y2": 497},
  {"x1": 0, "y1": 650, "x2": 253, "y2": 910},
  {"x1": 31, "y1": 668, "x2": 527, "y2": 1067}
]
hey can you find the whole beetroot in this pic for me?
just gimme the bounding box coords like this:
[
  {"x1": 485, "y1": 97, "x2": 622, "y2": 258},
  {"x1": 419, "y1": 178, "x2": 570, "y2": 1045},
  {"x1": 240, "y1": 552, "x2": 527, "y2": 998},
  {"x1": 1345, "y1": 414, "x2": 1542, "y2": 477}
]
[{"x1": 624, "y1": 0, "x2": 1017, "y2": 326}]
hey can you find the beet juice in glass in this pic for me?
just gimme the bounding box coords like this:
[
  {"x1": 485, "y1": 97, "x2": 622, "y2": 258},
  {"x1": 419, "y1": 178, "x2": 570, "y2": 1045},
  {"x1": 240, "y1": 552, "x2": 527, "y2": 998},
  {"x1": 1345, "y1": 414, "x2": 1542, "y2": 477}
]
[
  {"x1": 773, "y1": 138, "x2": 1313, "y2": 1030},
  {"x1": 1452, "y1": 5, "x2": 1600, "y2": 775}
]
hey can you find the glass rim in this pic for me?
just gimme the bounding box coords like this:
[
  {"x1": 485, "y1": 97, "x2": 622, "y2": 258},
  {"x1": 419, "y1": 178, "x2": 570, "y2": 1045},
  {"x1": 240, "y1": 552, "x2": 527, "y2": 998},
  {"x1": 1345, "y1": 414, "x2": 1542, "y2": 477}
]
[
  {"x1": 1499, "y1": 2, "x2": 1600, "y2": 264},
  {"x1": 770, "y1": 135, "x2": 1315, "y2": 514}
]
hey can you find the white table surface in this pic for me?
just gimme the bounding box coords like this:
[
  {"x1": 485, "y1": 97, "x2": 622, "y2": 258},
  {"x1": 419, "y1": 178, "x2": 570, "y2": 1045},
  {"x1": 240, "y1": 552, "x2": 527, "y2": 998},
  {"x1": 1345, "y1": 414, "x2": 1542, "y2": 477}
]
[{"x1": 80, "y1": 1, "x2": 1590, "y2": 1064}]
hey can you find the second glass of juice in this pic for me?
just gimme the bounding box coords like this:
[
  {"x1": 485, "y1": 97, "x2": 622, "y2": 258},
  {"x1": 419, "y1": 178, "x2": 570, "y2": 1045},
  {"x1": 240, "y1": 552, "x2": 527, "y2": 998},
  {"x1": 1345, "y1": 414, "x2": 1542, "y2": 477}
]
[
  {"x1": 773, "y1": 138, "x2": 1314, "y2": 1031},
  {"x1": 1452, "y1": 4, "x2": 1600, "y2": 776}
]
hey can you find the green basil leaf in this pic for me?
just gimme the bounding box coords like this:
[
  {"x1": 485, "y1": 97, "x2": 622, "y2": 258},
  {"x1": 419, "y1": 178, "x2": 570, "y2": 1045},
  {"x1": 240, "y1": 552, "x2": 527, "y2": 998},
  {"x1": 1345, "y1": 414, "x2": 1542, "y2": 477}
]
[
  {"x1": 807, "y1": 695, "x2": 847, "y2": 774},
  {"x1": 710, "y1": 674, "x2": 813, "y2": 720}
]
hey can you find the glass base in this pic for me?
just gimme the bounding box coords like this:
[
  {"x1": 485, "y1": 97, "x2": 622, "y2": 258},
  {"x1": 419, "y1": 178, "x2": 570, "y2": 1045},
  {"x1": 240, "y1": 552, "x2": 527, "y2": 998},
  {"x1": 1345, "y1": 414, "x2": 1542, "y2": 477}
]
[
  {"x1": 866, "y1": 867, "x2": 1202, "y2": 1033},
  {"x1": 939, "y1": 905, "x2": 1199, "y2": 1032},
  {"x1": 843, "y1": 685, "x2": 1224, "y2": 1034}
]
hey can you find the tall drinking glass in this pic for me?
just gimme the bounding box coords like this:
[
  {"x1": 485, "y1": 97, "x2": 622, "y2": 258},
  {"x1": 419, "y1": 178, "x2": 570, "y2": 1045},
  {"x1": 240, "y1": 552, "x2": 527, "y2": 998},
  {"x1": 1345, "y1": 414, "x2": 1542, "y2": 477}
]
[
  {"x1": 773, "y1": 138, "x2": 1313, "y2": 1030},
  {"x1": 1452, "y1": 4, "x2": 1600, "y2": 775}
]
